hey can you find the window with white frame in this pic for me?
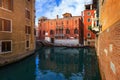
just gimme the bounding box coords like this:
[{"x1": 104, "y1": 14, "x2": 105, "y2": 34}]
[
  {"x1": 87, "y1": 33, "x2": 91, "y2": 38},
  {"x1": 25, "y1": 26, "x2": 31, "y2": 34},
  {"x1": 0, "y1": 0, "x2": 2, "y2": 7},
  {"x1": 74, "y1": 28, "x2": 78, "y2": 34},
  {"x1": 0, "y1": 18, "x2": 12, "y2": 32},
  {"x1": 87, "y1": 18, "x2": 91, "y2": 22},
  {"x1": 87, "y1": 12, "x2": 91, "y2": 16},
  {"x1": 0, "y1": 0, "x2": 13, "y2": 11},
  {"x1": 26, "y1": 40, "x2": 30, "y2": 48},
  {"x1": 25, "y1": 9, "x2": 30, "y2": 19},
  {"x1": 0, "y1": 40, "x2": 12, "y2": 53}
]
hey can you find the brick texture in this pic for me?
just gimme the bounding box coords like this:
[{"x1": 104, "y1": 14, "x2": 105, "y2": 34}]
[{"x1": 97, "y1": 20, "x2": 120, "y2": 80}]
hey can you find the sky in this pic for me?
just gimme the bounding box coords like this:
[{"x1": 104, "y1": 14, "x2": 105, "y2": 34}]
[{"x1": 35, "y1": 0, "x2": 92, "y2": 26}]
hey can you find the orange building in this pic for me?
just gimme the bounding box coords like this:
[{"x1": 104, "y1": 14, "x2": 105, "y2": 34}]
[
  {"x1": 38, "y1": 13, "x2": 84, "y2": 45},
  {"x1": 82, "y1": 4, "x2": 96, "y2": 46},
  {"x1": 94, "y1": 0, "x2": 120, "y2": 80},
  {"x1": 0, "y1": 0, "x2": 35, "y2": 66}
]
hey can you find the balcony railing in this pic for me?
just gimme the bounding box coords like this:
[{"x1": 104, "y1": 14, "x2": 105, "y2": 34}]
[
  {"x1": 55, "y1": 34, "x2": 64, "y2": 36},
  {"x1": 90, "y1": 11, "x2": 101, "y2": 33}
]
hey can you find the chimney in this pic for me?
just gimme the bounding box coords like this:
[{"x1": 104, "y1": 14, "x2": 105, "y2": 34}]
[
  {"x1": 90, "y1": 4, "x2": 92, "y2": 10},
  {"x1": 57, "y1": 15, "x2": 59, "y2": 19}
]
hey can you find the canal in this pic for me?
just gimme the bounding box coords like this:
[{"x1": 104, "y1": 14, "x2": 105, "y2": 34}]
[{"x1": 0, "y1": 47, "x2": 101, "y2": 80}]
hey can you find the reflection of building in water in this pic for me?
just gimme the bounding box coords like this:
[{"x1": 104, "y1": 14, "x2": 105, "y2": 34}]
[
  {"x1": 83, "y1": 48, "x2": 100, "y2": 80},
  {"x1": 38, "y1": 47, "x2": 100, "y2": 79},
  {"x1": 45, "y1": 48, "x2": 51, "y2": 59},
  {"x1": 39, "y1": 47, "x2": 84, "y2": 78}
]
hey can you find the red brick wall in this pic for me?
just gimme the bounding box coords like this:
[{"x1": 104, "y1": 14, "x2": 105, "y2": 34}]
[
  {"x1": 97, "y1": 0, "x2": 120, "y2": 79},
  {"x1": 97, "y1": 20, "x2": 120, "y2": 80}
]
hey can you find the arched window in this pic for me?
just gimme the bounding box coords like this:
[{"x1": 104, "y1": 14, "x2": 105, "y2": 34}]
[
  {"x1": 43, "y1": 30, "x2": 45, "y2": 35},
  {"x1": 39, "y1": 30, "x2": 41, "y2": 36},
  {"x1": 66, "y1": 20, "x2": 68, "y2": 24},
  {"x1": 74, "y1": 28, "x2": 78, "y2": 34},
  {"x1": 75, "y1": 20, "x2": 77, "y2": 24},
  {"x1": 66, "y1": 28, "x2": 70, "y2": 34},
  {"x1": 50, "y1": 30, "x2": 54, "y2": 35}
]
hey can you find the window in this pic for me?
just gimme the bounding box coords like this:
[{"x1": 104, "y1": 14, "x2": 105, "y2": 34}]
[
  {"x1": 50, "y1": 30, "x2": 54, "y2": 35},
  {"x1": 66, "y1": 28, "x2": 70, "y2": 34},
  {"x1": 88, "y1": 41, "x2": 90, "y2": 45},
  {"x1": 75, "y1": 20, "x2": 77, "y2": 24},
  {"x1": 34, "y1": 28, "x2": 36, "y2": 35},
  {"x1": 0, "y1": 0, "x2": 13, "y2": 11},
  {"x1": 0, "y1": 18, "x2": 11, "y2": 32},
  {"x1": 88, "y1": 18, "x2": 91, "y2": 22},
  {"x1": 0, "y1": 0, "x2": 2, "y2": 7},
  {"x1": 25, "y1": 26, "x2": 31, "y2": 34},
  {"x1": 74, "y1": 28, "x2": 78, "y2": 34},
  {"x1": 39, "y1": 30, "x2": 41, "y2": 36},
  {"x1": 0, "y1": 18, "x2": 2, "y2": 31},
  {"x1": 26, "y1": 0, "x2": 30, "y2": 5},
  {"x1": 43, "y1": 30, "x2": 45, "y2": 35},
  {"x1": 66, "y1": 21, "x2": 68, "y2": 24},
  {"x1": 59, "y1": 28, "x2": 63, "y2": 34},
  {"x1": 25, "y1": 9, "x2": 30, "y2": 19},
  {"x1": 56, "y1": 22, "x2": 57, "y2": 25},
  {"x1": 61, "y1": 21, "x2": 63, "y2": 25},
  {"x1": 0, "y1": 41, "x2": 12, "y2": 53},
  {"x1": 4, "y1": 19, "x2": 11, "y2": 31},
  {"x1": 102, "y1": 0, "x2": 105, "y2": 5},
  {"x1": 87, "y1": 33, "x2": 91, "y2": 38},
  {"x1": 26, "y1": 40, "x2": 29, "y2": 48},
  {"x1": 51, "y1": 22, "x2": 52, "y2": 25},
  {"x1": 87, "y1": 12, "x2": 91, "y2": 16}
]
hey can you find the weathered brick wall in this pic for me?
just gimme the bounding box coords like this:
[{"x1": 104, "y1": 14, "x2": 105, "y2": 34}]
[{"x1": 97, "y1": 20, "x2": 120, "y2": 80}]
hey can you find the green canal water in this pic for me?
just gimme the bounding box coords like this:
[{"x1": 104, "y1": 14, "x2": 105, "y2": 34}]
[{"x1": 0, "y1": 47, "x2": 101, "y2": 80}]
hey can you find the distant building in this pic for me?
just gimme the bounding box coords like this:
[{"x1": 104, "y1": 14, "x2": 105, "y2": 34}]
[
  {"x1": 0, "y1": 0, "x2": 35, "y2": 64},
  {"x1": 35, "y1": 26, "x2": 39, "y2": 40},
  {"x1": 82, "y1": 4, "x2": 96, "y2": 46},
  {"x1": 38, "y1": 13, "x2": 84, "y2": 45}
]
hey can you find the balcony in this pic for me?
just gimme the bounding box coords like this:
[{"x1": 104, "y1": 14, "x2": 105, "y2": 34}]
[
  {"x1": 55, "y1": 34, "x2": 64, "y2": 37},
  {"x1": 90, "y1": 11, "x2": 101, "y2": 34}
]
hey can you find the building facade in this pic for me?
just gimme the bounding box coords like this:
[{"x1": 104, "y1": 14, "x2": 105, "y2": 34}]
[
  {"x1": 0, "y1": 0, "x2": 35, "y2": 65},
  {"x1": 82, "y1": 4, "x2": 96, "y2": 46},
  {"x1": 95, "y1": 0, "x2": 120, "y2": 80},
  {"x1": 38, "y1": 13, "x2": 84, "y2": 45}
]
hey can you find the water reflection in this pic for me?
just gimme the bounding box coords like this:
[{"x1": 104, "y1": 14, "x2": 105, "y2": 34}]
[
  {"x1": 0, "y1": 47, "x2": 100, "y2": 80},
  {"x1": 0, "y1": 55, "x2": 36, "y2": 80},
  {"x1": 35, "y1": 47, "x2": 101, "y2": 80}
]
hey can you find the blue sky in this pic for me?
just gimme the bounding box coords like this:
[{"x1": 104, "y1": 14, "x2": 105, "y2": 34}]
[{"x1": 35, "y1": 0, "x2": 92, "y2": 26}]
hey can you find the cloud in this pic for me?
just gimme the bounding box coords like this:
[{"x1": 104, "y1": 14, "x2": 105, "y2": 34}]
[
  {"x1": 35, "y1": 0, "x2": 92, "y2": 26},
  {"x1": 35, "y1": 0, "x2": 57, "y2": 25},
  {"x1": 44, "y1": 0, "x2": 84, "y2": 19}
]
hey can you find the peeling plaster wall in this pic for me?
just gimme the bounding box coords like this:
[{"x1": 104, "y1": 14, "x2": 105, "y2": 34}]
[{"x1": 97, "y1": 20, "x2": 120, "y2": 80}]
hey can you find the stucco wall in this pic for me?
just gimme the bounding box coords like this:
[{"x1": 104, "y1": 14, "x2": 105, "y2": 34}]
[{"x1": 0, "y1": 0, "x2": 35, "y2": 55}]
